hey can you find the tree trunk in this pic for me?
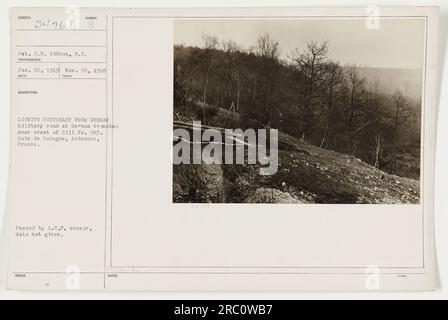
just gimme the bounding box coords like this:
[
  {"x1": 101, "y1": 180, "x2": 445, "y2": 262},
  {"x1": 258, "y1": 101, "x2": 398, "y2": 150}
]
[
  {"x1": 320, "y1": 123, "x2": 329, "y2": 148},
  {"x1": 321, "y1": 87, "x2": 334, "y2": 149},
  {"x1": 253, "y1": 78, "x2": 257, "y2": 100},
  {"x1": 374, "y1": 131, "x2": 382, "y2": 168},
  {"x1": 236, "y1": 73, "x2": 241, "y2": 113},
  {"x1": 391, "y1": 100, "x2": 400, "y2": 173},
  {"x1": 203, "y1": 75, "x2": 209, "y2": 105}
]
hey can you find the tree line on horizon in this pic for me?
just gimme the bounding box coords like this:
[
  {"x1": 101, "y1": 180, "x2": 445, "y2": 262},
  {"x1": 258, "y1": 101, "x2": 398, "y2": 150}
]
[{"x1": 174, "y1": 33, "x2": 421, "y2": 179}]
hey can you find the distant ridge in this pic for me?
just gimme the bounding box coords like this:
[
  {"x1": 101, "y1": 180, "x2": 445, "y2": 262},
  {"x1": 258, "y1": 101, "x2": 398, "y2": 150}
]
[{"x1": 350, "y1": 67, "x2": 423, "y2": 102}]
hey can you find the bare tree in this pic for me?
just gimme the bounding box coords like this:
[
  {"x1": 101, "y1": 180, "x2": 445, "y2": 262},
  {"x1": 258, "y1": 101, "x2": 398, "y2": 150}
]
[
  {"x1": 256, "y1": 33, "x2": 281, "y2": 126},
  {"x1": 346, "y1": 66, "x2": 366, "y2": 128},
  {"x1": 390, "y1": 91, "x2": 412, "y2": 172},
  {"x1": 362, "y1": 86, "x2": 385, "y2": 168},
  {"x1": 320, "y1": 60, "x2": 344, "y2": 148},
  {"x1": 201, "y1": 34, "x2": 219, "y2": 105},
  {"x1": 174, "y1": 46, "x2": 194, "y2": 110},
  {"x1": 291, "y1": 41, "x2": 329, "y2": 141},
  {"x1": 374, "y1": 130, "x2": 383, "y2": 168},
  {"x1": 221, "y1": 40, "x2": 243, "y2": 113},
  {"x1": 345, "y1": 66, "x2": 367, "y2": 153}
]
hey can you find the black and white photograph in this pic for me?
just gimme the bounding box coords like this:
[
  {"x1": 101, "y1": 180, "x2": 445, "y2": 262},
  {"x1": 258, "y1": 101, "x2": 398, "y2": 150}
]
[
  {"x1": 173, "y1": 18, "x2": 425, "y2": 204},
  {"x1": 2, "y1": 3, "x2": 443, "y2": 297}
]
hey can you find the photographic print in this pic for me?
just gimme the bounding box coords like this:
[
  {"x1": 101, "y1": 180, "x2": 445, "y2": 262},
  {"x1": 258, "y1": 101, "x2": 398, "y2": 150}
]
[
  {"x1": 7, "y1": 6, "x2": 438, "y2": 293},
  {"x1": 173, "y1": 19, "x2": 425, "y2": 204}
]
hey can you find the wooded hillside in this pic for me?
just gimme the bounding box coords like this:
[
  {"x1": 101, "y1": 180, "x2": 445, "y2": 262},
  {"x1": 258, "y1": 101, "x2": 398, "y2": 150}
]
[{"x1": 174, "y1": 34, "x2": 422, "y2": 179}]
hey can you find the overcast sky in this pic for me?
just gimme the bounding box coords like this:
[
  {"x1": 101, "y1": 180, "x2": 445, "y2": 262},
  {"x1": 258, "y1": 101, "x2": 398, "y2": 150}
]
[{"x1": 175, "y1": 18, "x2": 426, "y2": 70}]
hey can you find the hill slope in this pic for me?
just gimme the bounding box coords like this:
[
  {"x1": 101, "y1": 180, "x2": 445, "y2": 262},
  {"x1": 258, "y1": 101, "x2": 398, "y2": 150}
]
[{"x1": 173, "y1": 126, "x2": 420, "y2": 204}]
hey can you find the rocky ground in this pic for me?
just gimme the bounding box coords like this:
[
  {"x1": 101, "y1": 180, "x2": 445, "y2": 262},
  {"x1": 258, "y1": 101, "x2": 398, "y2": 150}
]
[{"x1": 173, "y1": 127, "x2": 420, "y2": 205}]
